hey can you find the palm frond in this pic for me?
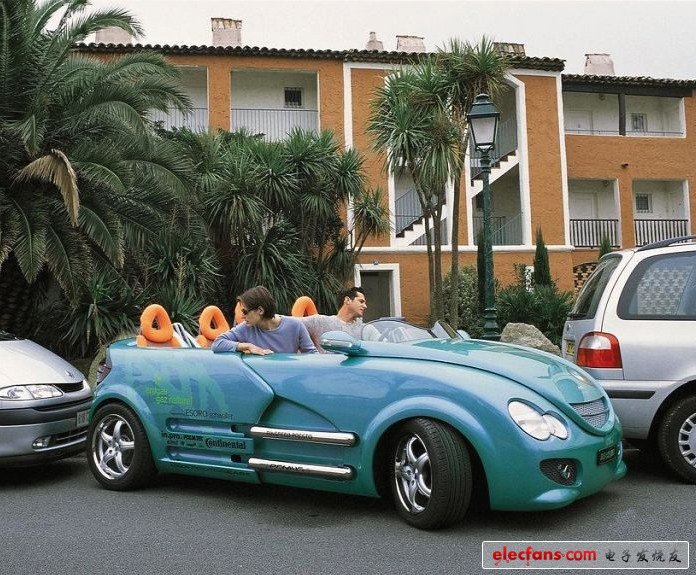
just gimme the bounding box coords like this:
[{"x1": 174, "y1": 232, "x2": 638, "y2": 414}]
[
  {"x1": 78, "y1": 203, "x2": 123, "y2": 265},
  {"x1": 8, "y1": 197, "x2": 47, "y2": 282},
  {"x1": 14, "y1": 149, "x2": 79, "y2": 224}
]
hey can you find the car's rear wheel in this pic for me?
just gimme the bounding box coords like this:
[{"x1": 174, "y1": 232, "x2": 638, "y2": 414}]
[
  {"x1": 87, "y1": 403, "x2": 156, "y2": 490},
  {"x1": 390, "y1": 418, "x2": 472, "y2": 529},
  {"x1": 657, "y1": 395, "x2": 696, "y2": 484}
]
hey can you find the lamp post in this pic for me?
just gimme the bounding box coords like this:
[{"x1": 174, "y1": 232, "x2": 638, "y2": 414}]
[{"x1": 467, "y1": 93, "x2": 500, "y2": 341}]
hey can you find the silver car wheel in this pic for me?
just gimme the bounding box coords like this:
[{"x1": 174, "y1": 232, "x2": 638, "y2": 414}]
[
  {"x1": 394, "y1": 434, "x2": 432, "y2": 513},
  {"x1": 678, "y1": 412, "x2": 696, "y2": 467},
  {"x1": 92, "y1": 414, "x2": 135, "y2": 480}
]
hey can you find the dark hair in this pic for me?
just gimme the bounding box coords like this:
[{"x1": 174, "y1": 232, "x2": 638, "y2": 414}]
[
  {"x1": 337, "y1": 286, "x2": 364, "y2": 309},
  {"x1": 238, "y1": 286, "x2": 276, "y2": 319}
]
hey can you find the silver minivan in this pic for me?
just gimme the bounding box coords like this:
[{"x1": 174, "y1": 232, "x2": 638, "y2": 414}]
[
  {"x1": 0, "y1": 330, "x2": 93, "y2": 466},
  {"x1": 563, "y1": 237, "x2": 696, "y2": 483}
]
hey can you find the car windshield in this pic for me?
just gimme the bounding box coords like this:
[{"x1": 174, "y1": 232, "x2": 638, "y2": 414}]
[
  {"x1": 366, "y1": 319, "x2": 460, "y2": 343},
  {"x1": 570, "y1": 255, "x2": 622, "y2": 320}
]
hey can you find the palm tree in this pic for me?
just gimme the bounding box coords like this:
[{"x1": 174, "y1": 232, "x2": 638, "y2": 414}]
[
  {"x1": 368, "y1": 63, "x2": 460, "y2": 321},
  {"x1": 437, "y1": 37, "x2": 509, "y2": 325},
  {"x1": 168, "y1": 127, "x2": 387, "y2": 315},
  {"x1": 0, "y1": 0, "x2": 192, "y2": 302}
]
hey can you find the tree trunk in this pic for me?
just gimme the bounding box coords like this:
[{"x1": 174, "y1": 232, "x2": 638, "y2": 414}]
[
  {"x1": 423, "y1": 213, "x2": 436, "y2": 321},
  {"x1": 432, "y1": 194, "x2": 444, "y2": 321},
  {"x1": 448, "y1": 172, "x2": 461, "y2": 325}
]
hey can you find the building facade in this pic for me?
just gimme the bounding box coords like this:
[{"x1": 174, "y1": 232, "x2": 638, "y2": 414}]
[{"x1": 79, "y1": 36, "x2": 696, "y2": 325}]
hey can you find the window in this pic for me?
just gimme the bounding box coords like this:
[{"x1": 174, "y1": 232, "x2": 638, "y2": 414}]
[
  {"x1": 475, "y1": 193, "x2": 483, "y2": 211},
  {"x1": 631, "y1": 113, "x2": 648, "y2": 132},
  {"x1": 284, "y1": 87, "x2": 303, "y2": 108},
  {"x1": 618, "y1": 253, "x2": 696, "y2": 318},
  {"x1": 571, "y1": 256, "x2": 621, "y2": 320},
  {"x1": 635, "y1": 193, "x2": 653, "y2": 214}
]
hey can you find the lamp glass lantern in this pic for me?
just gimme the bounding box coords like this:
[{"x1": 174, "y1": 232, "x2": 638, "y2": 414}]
[{"x1": 467, "y1": 94, "x2": 500, "y2": 152}]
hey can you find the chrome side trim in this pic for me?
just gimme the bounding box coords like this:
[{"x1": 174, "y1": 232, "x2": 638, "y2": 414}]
[
  {"x1": 249, "y1": 426, "x2": 356, "y2": 446},
  {"x1": 248, "y1": 457, "x2": 353, "y2": 480}
]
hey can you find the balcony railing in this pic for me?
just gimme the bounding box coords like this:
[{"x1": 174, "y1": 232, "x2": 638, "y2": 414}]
[
  {"x1": 634, "y1": 219, "x2": 689, "y2": 246},
  {"x1": 570, "y1": 219, "x2": 620, "y2": 248},
  {"x1": 231, "y1": 108, "x2": 318, "y2": 141},
  {"x1": 473, "y1": 213, "x2": 523, "y2": 246},
  {"x1": 469, "y1": 115, "x2": 518, "y2": 180},
  {"x1": 566, "y1": 128, "x2": 684, "y2": 137},
  {"x1": 149, "y1": 107, "x2": 208, "y2": 132}
]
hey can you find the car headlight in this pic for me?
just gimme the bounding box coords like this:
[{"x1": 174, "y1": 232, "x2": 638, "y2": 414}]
[
  {"x1": 508, "y1": 401, "x2": 568, "y2": 441},
  {"x1": 0, "y1": 385, "x2": 63, "y2": 400}
]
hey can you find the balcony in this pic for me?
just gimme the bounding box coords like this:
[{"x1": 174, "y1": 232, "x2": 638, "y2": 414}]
[
  {"x1": 634, "y1": 219, "x2": 689, "y2": 246},
  {"x1": 150, "y1": 108, "x2": 208, "y2": 132},
  {"x1": 563, "y1": 92, "x2": 684, "y2": 137},
  {"x1": 570, "y1": 219, "x2": 620, "y2": 248},
  {"x1": 231, "y1": 108, "x2": 318, "y2": 141}
]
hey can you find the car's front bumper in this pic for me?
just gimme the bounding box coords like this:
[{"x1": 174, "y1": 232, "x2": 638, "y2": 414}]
[
  {"x1": 0, "y1": 397, "x2": 92, "y2": 466},
  {"x1": 488, "y1": 422, "x2": 626, "y2": 512}
]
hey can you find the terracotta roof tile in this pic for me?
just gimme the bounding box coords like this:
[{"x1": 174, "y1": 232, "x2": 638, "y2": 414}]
[{"x1": 75, "y1": 42, "x2": 565, "y2": 71}]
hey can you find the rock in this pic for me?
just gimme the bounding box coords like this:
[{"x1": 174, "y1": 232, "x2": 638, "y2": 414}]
[{"x1": 500, "y1": 323, "x2": 561, "y2": 356}]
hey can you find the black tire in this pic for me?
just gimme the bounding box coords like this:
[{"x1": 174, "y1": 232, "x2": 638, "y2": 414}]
[
  {"x1": 657, "y1": 395, "x2": 696, "y2": 484},
  {"x1": 389, "y1": 418, "x2": 472, "y2": 529},
  {"x1": 87, "y1": 403, "x2": 156, "y2": 490}
]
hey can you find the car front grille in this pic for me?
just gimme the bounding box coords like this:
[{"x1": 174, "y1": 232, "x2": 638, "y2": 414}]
[
  {"x1": 570, "y1": 398, "x2": 610, "y2": 428},
  {"x1": 54, "y1": 381, "x2": 84, "y2": 393}
]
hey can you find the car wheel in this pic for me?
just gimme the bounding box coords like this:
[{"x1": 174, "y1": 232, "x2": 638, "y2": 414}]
[
  {"x1": 390, "y1": 418, "x2": 472, "y2": 529},
  {"x1": 657, "y1": 395, "x2": 696, "y2": 484},
  {"x1": 87, "y1": 403, "x2": 156, "y2": 490}
]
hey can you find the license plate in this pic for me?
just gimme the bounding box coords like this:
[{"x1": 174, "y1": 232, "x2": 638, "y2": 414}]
[
  {"x1": 564, "y1": 340, "x2": 575, "y2": 356},
  {"x1": 76, "y1": 410, "x2": 89, "y2": 427},
  {"x1": 597, "y1": 444, "x2": 618, "y2": 465}
]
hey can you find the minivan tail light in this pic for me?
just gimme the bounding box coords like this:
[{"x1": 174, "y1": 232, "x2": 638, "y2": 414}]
[{"x1": 577, "y1": 332, "x2": 622, "y2": 369}]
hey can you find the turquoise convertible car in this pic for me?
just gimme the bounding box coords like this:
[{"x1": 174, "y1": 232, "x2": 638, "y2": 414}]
[{"x1": 87, "y1": 317, "x2": 626, "y2": 529}]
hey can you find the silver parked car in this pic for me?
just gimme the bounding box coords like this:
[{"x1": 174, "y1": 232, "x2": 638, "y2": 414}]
[
  {"x1": 0, "y1": 330, "x2": 93, "y2": 466},
  {"x1": 563, "y1": 236, "x2": 696, "y2": 483}
]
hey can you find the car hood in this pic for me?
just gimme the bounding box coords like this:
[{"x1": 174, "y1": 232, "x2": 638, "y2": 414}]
[
  {"x1": 0, "y1": 339, "x2": 83, "y2": 386},
  {"x1": 377, "y1": 338, "x2": 605, "y2": 408}
]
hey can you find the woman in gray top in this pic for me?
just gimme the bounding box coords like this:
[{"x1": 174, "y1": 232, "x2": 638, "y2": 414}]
[{"x1": 212, "y1": 286, "x2": 316, "y2": 355}]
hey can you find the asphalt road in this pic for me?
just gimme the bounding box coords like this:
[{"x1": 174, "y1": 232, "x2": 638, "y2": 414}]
[{"x1": 1, "y1": 448, "x2": 692, "y2": 575}]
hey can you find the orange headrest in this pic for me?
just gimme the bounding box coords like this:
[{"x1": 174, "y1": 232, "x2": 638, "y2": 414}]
[
  {"x1": 198, "y1": 305, "x2": 230, "y2": 343},
  {"x1": 137, "y1": 304, "x2": 180, "y2": 347},
  {"x1": 291, "y1": 296, "x2": 318, "y2": 317}
]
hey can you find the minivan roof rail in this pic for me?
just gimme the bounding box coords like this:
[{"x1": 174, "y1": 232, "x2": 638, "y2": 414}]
[{"x1": 636, "y1": 235, "x2": 696, "y2": 252}]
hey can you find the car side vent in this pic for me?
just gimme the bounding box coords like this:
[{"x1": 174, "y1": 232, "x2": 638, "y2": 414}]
[{"x1": 570, "y1": 398, "x2": 609, "y2": 428}]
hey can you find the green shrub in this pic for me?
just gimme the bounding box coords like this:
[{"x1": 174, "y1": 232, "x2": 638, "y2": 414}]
[
  {"x1": 497, "y1": 268, "x2": 574, "y2": 346},
  {"x1": 533, "y1": 227, "x2": 553, "y2": 287},
  {"x1": 444, "y1": 265, "x2": 485, "y2": 337},
  {"x1": 598, "y1": 235, "x2": 613, "y2": 259}
]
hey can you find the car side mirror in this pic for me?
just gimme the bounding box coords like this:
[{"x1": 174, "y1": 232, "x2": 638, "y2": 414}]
[{"x1": 319, "y1": 331, "x2": 365, "y2": 355}]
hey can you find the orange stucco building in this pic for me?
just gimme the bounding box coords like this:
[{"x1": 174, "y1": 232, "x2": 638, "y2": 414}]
[{"x1": 80, "y1": 37, "x2": 696, "y2": 325}]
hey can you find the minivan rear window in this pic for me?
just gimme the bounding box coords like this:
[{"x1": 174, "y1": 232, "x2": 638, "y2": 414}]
[
  {"x1": 569, "y1": 255, "x2": 622, "y2": 320},
  {"x1": 618, "y1": 252, "x2": 696, "y2": 319}
]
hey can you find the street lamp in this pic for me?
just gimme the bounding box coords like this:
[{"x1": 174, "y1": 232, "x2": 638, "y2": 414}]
[{"x1": 467, "y1": 93, "x2": 500, "y2": 341}]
